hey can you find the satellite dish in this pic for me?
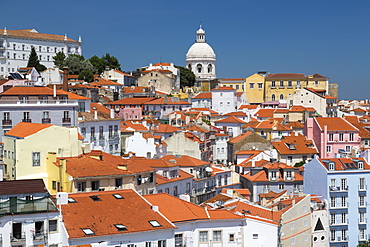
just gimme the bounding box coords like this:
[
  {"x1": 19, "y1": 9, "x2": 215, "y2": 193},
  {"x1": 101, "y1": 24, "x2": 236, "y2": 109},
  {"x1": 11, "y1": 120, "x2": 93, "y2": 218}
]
[
  {"x1": 68, "y1": 176, "x2": 73, "y2": 181},
  {"x1": 205, "y1": 167, "x2": 213, "y2": 172}
]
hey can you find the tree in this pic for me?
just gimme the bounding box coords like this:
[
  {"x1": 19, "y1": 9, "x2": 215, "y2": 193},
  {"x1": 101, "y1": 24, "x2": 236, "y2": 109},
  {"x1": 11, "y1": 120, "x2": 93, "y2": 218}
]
[
  {"x1": 63, "y1": 55, "x2": 93, "y2": 75},
  {"x1": 358, "y1": 239, "x2": 370, "y2": 247},
  {"x1": 27, "y1": 47, "x2": 47, "y2": 72},
  {"x1": 52, "y1": 51, "x2": 66, "y2": 68},
  {"x1": 175, "y1": 65, "x2": 196, "y2": 88},
  {"x1": 88, "y1": 55, "x2": 105, "y2": 74},
  {"x1": 78, "y1": 70, "x2": 94, "y2": 83},
  {"x1": 101, "y1": 53, "x2": 121, "y2": 71}
]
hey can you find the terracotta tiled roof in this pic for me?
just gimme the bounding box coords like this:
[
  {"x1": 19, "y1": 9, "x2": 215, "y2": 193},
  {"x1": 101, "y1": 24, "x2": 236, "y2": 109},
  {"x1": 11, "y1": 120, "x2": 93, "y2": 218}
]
[
  {"x1": 228, "y1": 131, "x2": 253, "y2": 144},
  {"x1": 352, "y1": 108, "x2": 367, "y2": 112},
  {"x1": 130, "y1": 157, "x2": 178, "y2": 168},
  {"x1": 5, "y1": 122, "x2": 52, "y2": 138},
  {"x1": 1, "y1": 86, "x2": 67, "y2": 96},
  {"x1": 144, "y1": 97, "x2": 190, "y2": 105},
  {"x1": 105, "y1": 97, "x2": 155, "y2": 105},
  {"x1": 56, "y1": 90, "x2": 91, "y2": 100},
  {"x1": 0, "y1": 28, "x2": 78, "y2": 42},
  {"x1": 318, "y1": 158, "x2": 370, "y2": 171},
  {"x1": 61, "y1": 190, "x2": 175, "y2": 239},
  {"x1": 344, "y1": 116, "x2": 370, "y2": 139},
  {"x1": 120, "y1": 121, "x2": 148, "y2": 132},
  {"x1": 153, "y1": 124, "x2": 181, "y2": 133},
  {"x1": 242, "y1": 164, "x2": 303, "y2": 182},
  {"x1": 290, "y1": 105, "x2": 307, "y2": 112},
  {"x1": 0, "y1": 179, "x2": 47, "y2": 195},
  {"x1": 227, "y1": 200, "x2": 281, "y2": 223},
  {"x1": 192, "y1": 92, "x2": 212, "y2": 99},
  {"x1": 242, "y1": 120, "x2": 260, "y2": 129},
  {"x1": 122, "y1": 86, "x2": 151, "y2": 94},
  {"x1": 90, "y1": 103, "x2": 110, "y2": 114},
  {"x1": 307, "y1": 73, "x2": 329, "y2": 80},
  {"x1": 285, "y1": 121, "x2": 304, "y2": 129},
  {"x1": 271, "y1": 133, "x2": 318, "y2": 155},
  {"x1": 266, "y1": 73, "x2": 306, "y2": 80},
  {"x1": 90, "y1": 78, "x2": 122, "y2": 86},
  {"x1": 162, "y1": 155, "x2": 210, "y2": 167},
  {"x1": 215, "y1": 116, "x2": 246, "y2": 124},
  {"x1": 156, "y1": 170, "x2": 193, "y2": 185},
  {"x1": 224, "y1": 112, "x2": 247, "y2": 117},
  {"x1": 315, "y1": 117, "x2": 358, "y2": 131},
  {"x1": 211, "y1": 86, "x2": 235, "y2": 91},
  {"x1": 152, "y1": 62, "x2": 171, "y2": 66},
  {"x1": 255, "y1": 109, "x2": 275, "y2": 118},
  {"x1": 238, "y1": 104, "x2": 259, "y2": 110},
  {"x1": 185, "y1": 125, "x2": 208, "y2": 132},
  {"x1": 219, "y1": 78, "x2": 245, "y2": 81}
]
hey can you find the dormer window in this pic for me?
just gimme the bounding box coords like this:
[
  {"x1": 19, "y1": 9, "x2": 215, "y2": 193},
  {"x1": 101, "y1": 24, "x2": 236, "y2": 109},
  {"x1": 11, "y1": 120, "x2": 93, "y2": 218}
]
[
  {"x1": 358, "y1": 162, "x2": 364, "y2": 170},
  {"x1": 329, "y1": 162, "x2": 335, "y2": 171},
  {"x1": 82, "y1": 228, "x2": 94, "y2": 235},
  {"x1": 270, "y1": 171, "x2": 277, "y2": 181},
  {"x1": 286, "y1": 171, "x2": 293, "y2": 180}
]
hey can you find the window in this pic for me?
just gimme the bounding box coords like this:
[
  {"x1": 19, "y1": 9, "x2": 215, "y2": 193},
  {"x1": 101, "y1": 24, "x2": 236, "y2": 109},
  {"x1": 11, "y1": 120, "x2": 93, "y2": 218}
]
[
  {"x1": 236, "y1": 85, "x2": 239, "y2": 90},
  {"x1": 330, "y1": 229, "x2": 336, "y2": 241},
  {"x1": 339, "y1": 133, "x2": 344, "y2": 141},
  {"x1": 280, "y1": 81, "x2": 284, "y2": 87},
  {"x1": 99, "y1": 126, "x2": 104, "y2": 140},
  {"x1": 279, "y1": 94, "x2": 284, "y2": 100},
  {"x1": 286, "y1": 171, "x2": 292, "y2": 180},
  {"x1": 341, "y1": 195, "x2": 346, "y2": 207},
  {"x1": 63, "y1": 111, "x2": 70, "y2": 119},
  {"x1": 291, "y1": 237, "x2": 295, "y2": 244},
  {"x1": 42, "y1": 111, "x2": 49, "y2": 119},
  {"x1": 207, "y1": 64, "x2": 212, "y2": 73},
  {"x1": 349, "y1": 133, "x2": 354, "y2": 141},
  {"x1": 253, "y1": 233, "x2": 258, "y2": 239},
  {"x1": 77, "y1": 181, "x2": 86, "y2": 192},
  {"x1": 175, "y1": 234, "x2": 183, "y2": 247},
  {"x1": 220, "y1": 102, "x2": 223, "y2": 106},
  {"x1": 199, "y1": 231, "x2": 208, "y2": 242},
  {"x1": 271, "y1": 94, "x2": 276, "y2": 101},
  {"x1": 249, "y1": 83, "x2": 254, "y2": 89},
  {"x1": 271, "y1": 81, "x2": 276, "y2": 88},
  {"x1": 341, "y1": 178, "x2": 347, "y2": 190},
  {"x1": 360, "y1": 194, "x2": 366, "y2": 207},
  {"x1": 360, "y1": 228, "x2": 366, "y2": 240},
  {"x1": 341, "y1": 228, "x2": 346, "y2": 241},
  {"x1": 229, "y1": 233, "x2": 235, "y2": 242},
  {"x1": 330, "y1": 178, "x2": 336, "y2": 188},
  {"x1": 91, "y1": 181, "x2": 100, "y2": 191},
  {"x1": 32, "y1": 152, "x2": 40, "y2": 166},
  {"x1": 263, "y1": 184, "x2": 270, "y2": 193},
  {"x1": 296, "y1": 81, "x2": 300, "y2": 87},
  {"x1": 326, "y1": 145, "x2": 332, "y2": 153},
  {"x1": 23, "y1": 111, "x2": 30, "y2": 121},
  {"x1": 330, "y1": 196, "x2": 336, "y2": 208},
  {"x1": 109, "y1": 125, "x2": 113, "y2": 137},
  {"x1": 197, "y1": 64, "x2": 202, "y2": 73},
  {"x1": 115, "y1": 178, "x2": 122, "y2": 188},
  {"x1": 359, "y1": 178, "x2": 365, "y2": 190},
  {"x1": 288, "y1": 81, "x2": 292, "y2": 88},
  {"x1": 213, "y1": 230, "x2": 221, "y2": 241},
  {"x1": 328, "y1": 133, "x2": 334, "y2": 141},
  {"x1": 258, "y1": 83, "x2": 263, "y2": 89},
  {"x1": 329, "y1": 162, "x2": 335, "y2": 170},
  {"x1": 359, "y1": 211, "x2": 365, "y2": 223},
  {"x1": 174, "y1": 186, "x2": 178, "y2": 196},
  {"x1": 330, "y1": 213, "x2": 336, "y2": 225},
  {"x1": 3, "y1": 111, "x2": 10, "y2": 120},
  {"x1": 157, "y1": 240, "x2": 166, "y2": 247},
  {"x1": 82, "y1": 228, "x2": 94, "y2": 235},
  {"x1": 81, "y1": 127, "x2": 86, "y2": 137},
  {"x1": 341, "y1": 212, "x2": 346, "y2": 224},
  {"x1": 290, "y1": 222, "x2": 294, "y2": 229},
  {"x1": 359, "y1": 162, "x2": 364, "y2": 170},
  {"x1": 278, "y1": 184, "x2": 285, "y2": 190},
  {"x1": 271, "y1": 171, "x2": 277, "y2": 180},
  {"x1": 78, "y1": 102, "x2": 85, "y2": 112},
  {"x1": 49, "y1": 219, "x2": 57, "y2": 232}
]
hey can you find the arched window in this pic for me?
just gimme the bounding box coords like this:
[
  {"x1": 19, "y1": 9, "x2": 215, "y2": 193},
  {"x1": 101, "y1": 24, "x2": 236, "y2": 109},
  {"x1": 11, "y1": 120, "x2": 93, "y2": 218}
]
[
  {"x1": 188, "y1": 64, "x2": 192, "y2": 70},
  {"x1": 280, "y1": 94, "x2": 284, "y2": 100},
  {"x1": 208, "y1": 64, "x2": 212, "y2": 73},
  {"x1": 271, "y1": 94, "x2": 276, "y2": 101},
  {"x1": 197, "y1": 64, "x2": 202, "y2": 73}
]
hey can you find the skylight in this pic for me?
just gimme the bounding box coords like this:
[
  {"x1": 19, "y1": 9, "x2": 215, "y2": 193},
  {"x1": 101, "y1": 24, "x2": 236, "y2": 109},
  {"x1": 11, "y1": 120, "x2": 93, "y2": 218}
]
[
  {"x1": 149, "y1": 220, "x2": 161, "y2": 227},
  {"x1": 82, "y1": 228, "x2": 94, "y2": 235},
  {"x1": 113, "y1": 194, "x2": 124, "y2": 199},
  {"x1": 90, "y1": 195, "x2": 101, "y2": 201},
  {"x1": 68, "y1": 198, "x2": 76, "y2": 203},
  {"x1": 114, "y1": 224, "x2": 127, "y2": 231}
]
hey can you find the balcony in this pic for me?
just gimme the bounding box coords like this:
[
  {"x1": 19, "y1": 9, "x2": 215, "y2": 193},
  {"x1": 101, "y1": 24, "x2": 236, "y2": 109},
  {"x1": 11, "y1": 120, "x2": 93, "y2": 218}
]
[
  {"x1": 359, "y1": 185, "x2": 367, "y2": 191},
  {"x1": 22, "y1": 119, "x2": 31, "y2": 123},
  {"x1": 336, "y1": 236, "x2": 348, "y2": 242},
  {"x1": 2, "y1": 119, "x2": 12, "y2": 126},
  {"x1": 99, "y1": 134, "x2": 105, "y2": 141},
  {"x1": 62, "y1": 118, "x2": 71, "y2": 123},
  {"x1": 192, "y1": 186, "x2": 216, "y2": 196},
  {"x1": 11, "y1": 233, "x2": 26, "y2": 243},
  {"x1": 33, "y1": 232, "x2": 45, "y2": 241},
  {"x1": 42, "y1": 118, "x2": 51, "y2": 124},
  {"x1": 90, "y1": 136, "x2": 96, "y2": 142},
  {"x1": 359, "y1": 202, "x2": 366, "y2": 208},
  {"x1": 329, "y1": 186, "x2": 348, "y2": 192},
  {"x1": 359, "y1": 218, "x2": 367, "y2": 224}
]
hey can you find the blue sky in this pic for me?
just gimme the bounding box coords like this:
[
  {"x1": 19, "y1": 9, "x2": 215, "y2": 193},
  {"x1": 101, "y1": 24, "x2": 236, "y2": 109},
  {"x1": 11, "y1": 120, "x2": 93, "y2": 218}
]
[{"x1": 2, "y1": 0, "x2": 370, "y2": 99}]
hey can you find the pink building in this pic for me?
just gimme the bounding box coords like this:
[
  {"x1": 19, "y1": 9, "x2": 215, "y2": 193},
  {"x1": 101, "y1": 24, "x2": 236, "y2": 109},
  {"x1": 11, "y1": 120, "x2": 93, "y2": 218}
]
[{"x1": 305, "y1": 117, "x2": 360, "y2": 158}]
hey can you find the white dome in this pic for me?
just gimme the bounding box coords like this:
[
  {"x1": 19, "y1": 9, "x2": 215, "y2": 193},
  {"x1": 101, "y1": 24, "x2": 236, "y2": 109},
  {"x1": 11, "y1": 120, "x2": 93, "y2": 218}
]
[{"x1": 186, "y1": 42, "x2": 216, "y2": 61}]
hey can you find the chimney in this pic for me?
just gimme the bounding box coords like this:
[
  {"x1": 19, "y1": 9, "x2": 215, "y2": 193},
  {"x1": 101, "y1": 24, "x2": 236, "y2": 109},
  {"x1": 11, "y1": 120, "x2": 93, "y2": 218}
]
[
  {"x1": 110, "y1": 109, "x2": 115, "y2": 119},
  {"x1": 152, "y1": 205, "x2": 159, "y2": 212},
  {"x1": 252, "y1": 160, "x2": 255, "y2": 167},
  {"x1": 53, "y1": 84, "x2": 56, "y2": 97},
  {"x1": 94, "y1": 110, "x2": 98, "y2": 120},
  {"x1": 63, "y1": 67, "x2": 68, "y2": 91}
]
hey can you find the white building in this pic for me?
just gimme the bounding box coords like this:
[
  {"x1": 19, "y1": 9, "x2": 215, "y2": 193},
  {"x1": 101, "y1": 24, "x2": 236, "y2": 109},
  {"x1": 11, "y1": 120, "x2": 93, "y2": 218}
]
[
  {"x1": 186, "y1": 26, "x2": 216, "y2": 81},
  {"x1": 147, "y1": 62, "x2": 180, "y2": 89},
  {"x1": 211, "y1": 86, "x2": 237, "y2": 115},
  {"x1": 0, "y1": 28, "x2": 82, "y2": 78}
]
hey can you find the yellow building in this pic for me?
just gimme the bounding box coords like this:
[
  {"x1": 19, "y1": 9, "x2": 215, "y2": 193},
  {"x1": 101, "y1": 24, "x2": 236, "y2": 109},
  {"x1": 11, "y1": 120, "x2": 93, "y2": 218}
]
[
  {"x1": 218, "y1": 78, "x2": 245, "y2": 92},
  {"x1": 264, "y1": 73, "x2": 329, "y2": 103},
  {"x1": 3, "y1": 122, "x2": 82, "y2": 186},
  {"x1": 245, "y1": 73, "x2": 266, "y2": 103}
]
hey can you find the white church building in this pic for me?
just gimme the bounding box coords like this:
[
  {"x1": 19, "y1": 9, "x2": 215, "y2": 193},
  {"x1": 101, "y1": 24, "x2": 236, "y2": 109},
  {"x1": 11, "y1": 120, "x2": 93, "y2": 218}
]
[{"x1": 186, "y1": 26, "x2": 216, "y2": 81}]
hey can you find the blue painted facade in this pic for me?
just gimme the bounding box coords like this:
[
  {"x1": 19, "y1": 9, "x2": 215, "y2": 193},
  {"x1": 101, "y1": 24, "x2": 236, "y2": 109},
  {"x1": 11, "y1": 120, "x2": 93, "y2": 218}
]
[{"x1": 304, "y1": 156, "x2": 370, "y2": 246}]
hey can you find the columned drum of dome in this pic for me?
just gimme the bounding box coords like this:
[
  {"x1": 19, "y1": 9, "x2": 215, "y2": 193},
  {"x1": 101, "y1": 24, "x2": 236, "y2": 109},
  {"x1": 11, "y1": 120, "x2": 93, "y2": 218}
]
[{"x1": 186, "y1": 26, "x2": 216, "y2": 81}]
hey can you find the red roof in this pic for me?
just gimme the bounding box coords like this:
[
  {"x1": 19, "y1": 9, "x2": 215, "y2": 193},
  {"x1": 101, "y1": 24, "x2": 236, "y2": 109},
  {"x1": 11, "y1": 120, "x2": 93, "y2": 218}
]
[
  {"x1": 193, "y1": 92, "x2": 212, "y2": 99},
  {"x1": 215, "y1": 116, "x2": 247, "y2": 124},
  {"x1": 5, "y1": 122, "x2": 52, "y2": 138},
  {"x1": 315, "y1": 117, "x2": 358, "y2": 131},
  {"x1": 212, "y1": 86, "x2": 235, "y2": 91},
  {"x1": 266, "y1": 73, "x2": 306, "y2": 80}
]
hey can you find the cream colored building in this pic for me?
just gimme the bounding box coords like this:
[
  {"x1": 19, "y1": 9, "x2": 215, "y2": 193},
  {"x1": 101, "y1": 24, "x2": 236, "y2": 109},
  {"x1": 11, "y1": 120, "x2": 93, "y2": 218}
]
[{"x1": 2, "y1": 122, "x2": 82, "y2": 184}]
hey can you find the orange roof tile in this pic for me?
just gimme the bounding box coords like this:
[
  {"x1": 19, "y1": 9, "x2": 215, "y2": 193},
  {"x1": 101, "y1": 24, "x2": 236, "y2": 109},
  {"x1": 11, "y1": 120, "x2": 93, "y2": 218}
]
[
  {"x1": 61, "y1": 190, "x2": 175, "y2": 239},
  {"x1": 192, "y1": 92, "x2": 212, "y2": 99},
  {"x1": 228, "y1": 131, "x2": 253, "y2": 144},
  {"x1": 156, "y1": 170, "x2": 193, "y2": 185},
  {"x1": 255, "y1": 109, "x2": 275, "y2": 118},
  {"x1": 266, "y1": 73, "x2": 306, "y2": 79},
  {"x1": 1, "y1": 28, "x2": 78, "y2": 43},
  {"x1": 122, "y1": 86, "x2": 151, "y2": 94},
  {"x1": 238, "y1": 104, "x2": 259, "y2": 110},
  {"x1": 144, "y1": 97, "x2": 190, "y2": 105},
  {"x1": 271, "y1": 134, "x2": 318, "y2": 155},
  {"x1": 215, "y1": 116, "x2": 246, "y2": 124},
  {"x1": 315, "y1": 117, "x2": 358, "y2": 131},
  {"x1": 318, "y1": 158, "x2": 370, "y2": 171},
  {"x1": 153, "y1": 124, "x2": 181, "y2": 133},
  {"x1": 162, "y1": 155, "x2": 210, "y2": 167},
  {"x1": 211, "y1": 86, "x2": 235, "y2": 91},
  {"x1": 106, "y1": 97, "x2": 155, "y2": 105},
  {"x1": 90, "y1": 103, "x2": 110, "y2": 114},
  {"x1": 5, "y1": 122, "x2": 52, "y2": 138},
  {"x1": 227, "y1": 200, "x2": 281, "y2": 223}
]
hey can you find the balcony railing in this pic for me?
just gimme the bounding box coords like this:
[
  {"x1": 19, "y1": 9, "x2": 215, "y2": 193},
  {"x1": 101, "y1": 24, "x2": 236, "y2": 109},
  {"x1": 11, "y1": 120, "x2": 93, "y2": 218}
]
[
  {"x1": 33, "y1": 232, "x2": 45, "y2": 240},
  {"x1": 11, "y1": 233, "x2": 26, "y2": 242},
  {"x1": 329, "y1": 186, "x2": 349, "y2": 192},
  {"x1": 90, "y1": 136, "x2": 96, "y2": 142},
  {"x1": 2, "y1": 119, "x2": 12, "y2": 126},
  {"x1": 42, "y1": 118, "x2": 51, "y2": 124},
  {"x1": 62, "y1": 118, "x2": 71, "y2": 123},
  {"x1": 22, "y1": 119, "x2": 31, "y2": 123},
  {"x1": 359, "y1": 185, "x2": 367, "y2": 191}
]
